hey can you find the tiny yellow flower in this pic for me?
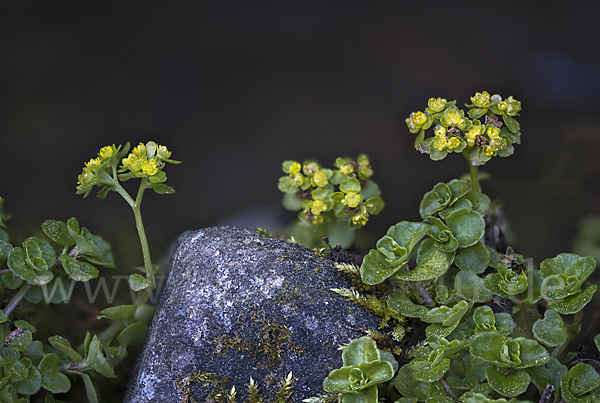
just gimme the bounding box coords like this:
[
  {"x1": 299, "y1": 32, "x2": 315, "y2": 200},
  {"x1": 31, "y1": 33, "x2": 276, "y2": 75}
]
[
  {"x1": 133, "y1": 143, "x2": 146, "y2": 157},
  {"x1": 313, "y1": 171, "x2": 328, "y2": 187},
  {"x1": 432, "y1": 133, "x2": 448, "y2": 152},
  {"x1": 351, "y1": 214, "x2": 368, "y2": 227},
  {"x1": 289, "y1": 162, "x2": 302, "y2": 174},
  {"x1": 289, "y1": 172, "x2": 304, "y2": 187},
  {"x1": 141, "y1": 159, "x2": 159, "y2": 176},
  {"x1": 506, "y1": 96, "x2": 521, "y2": 116},
  {"x1": 85, "y1": 158, "x2": 102, "y2": 171},
  {"x1": 310, "y1": 199, "x2": 328, "y2": 215},
  {"x1": 471, "y1": 91, "x2": 490, "y2": 107},
  {"x1": 434, "y1": 125, "x2": 447, "y2": 137},
  {"x1": 497, "y1": 101, "x2": 508, "y2": 111},
  {"x1": 448, "y1": 137, "x2": 461, "y2": 150},
  {"x1": 484, "y1": 145, "x2": 494, "y2": 157},
  {"x1": 487, "y1": 127, "x2": 500, "y2": 140},
  {"x1": 157, "y1": 145, "x2": 171, "y2": 160},
  {"x1": 358, "y1": 162, "x2": 373, "y2": 179},
  {"x1": 428, "y1": 97, "x2": 447, "y2": 113},
  {"x1": 465, "y1": 125, "x2": 481, "y2": 147},
  {"x1": 146, "y1": 141, "x2": 157, "y2": 158},
  {"x1": 99, "y1": 146, "x2": 114, "y2": 159},
  {"x1": 344, "y1": 191, "x2": 363, "y2": 208},
  {"x1": 339, "y1": 163, "x2": 354, "y2": 175},
  {"x1": 303, "y1": 162, "x2": 319, "y2": 176},
  {"x1": 445, "y1": 110, "x2": 463, "y2": 126},
  {"x1": 413, "y1": 111, "x2": 427, "y2": 125},
  {"x1": 312, "y1": 215, "x2": 324, "y2": 225},
  {"x1": 77, "y1": 167, "x2": 94, "y2": 186}
]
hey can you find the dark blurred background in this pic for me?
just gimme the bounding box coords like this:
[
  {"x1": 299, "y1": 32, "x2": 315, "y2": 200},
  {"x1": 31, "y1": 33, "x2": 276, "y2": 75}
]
[{"x1": 2, "y1": 1, "x2": 600, "y2": 400}]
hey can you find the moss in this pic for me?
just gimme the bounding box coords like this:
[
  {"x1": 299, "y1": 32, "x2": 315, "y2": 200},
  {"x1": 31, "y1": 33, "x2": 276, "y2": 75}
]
[
  {"x1": 175, "y1": 370, "x2": 295, "y2": 403},
  {"x1": 210, "y1": 313, "x2": 305, "y2": 368}
]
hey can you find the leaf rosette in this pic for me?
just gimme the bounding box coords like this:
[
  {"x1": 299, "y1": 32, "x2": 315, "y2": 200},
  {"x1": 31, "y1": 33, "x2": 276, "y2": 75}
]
[
  {"x1": 560, "y1": 363, "x2": 600, "y2": 403},
  {"x1": 323, "y1": 337, "x2": 396, "y2": 403},
  {"x1": 540, "y1": 253, "x2": 597, "y2": 314},
  {"x1": 469, "y1": 332, "x2": 550, "y2": 369}
]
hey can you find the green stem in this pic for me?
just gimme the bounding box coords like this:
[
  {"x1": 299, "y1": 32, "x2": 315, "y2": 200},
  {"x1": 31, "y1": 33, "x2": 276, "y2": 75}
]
[
  {"x1": 469, "y1": 164, "x2": 481, "y2": 193},
  {"x1": 110, "y1": 168, "x2": 155, "y2": 305},
  {"x1": 516, "y1": 298, "x2": 533, "y2": 339},
  {"x1": 133, "y1": 179, "x2": 154, "y2": 288},
  {"x1": 3, "y1": 283, "x2": 32, "y2": 317}
]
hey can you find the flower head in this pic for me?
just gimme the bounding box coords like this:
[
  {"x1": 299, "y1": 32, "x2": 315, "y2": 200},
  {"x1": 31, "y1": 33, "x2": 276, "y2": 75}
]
[
  {"x1": 120, "y1": 141, "x2": 176, "y2": 179},
  {"x1": 471, "y1": 91, "x2": 491, "y2": 108},
  {"x1": 428, "y1": 97, "x2": 447, "y2": 113}
]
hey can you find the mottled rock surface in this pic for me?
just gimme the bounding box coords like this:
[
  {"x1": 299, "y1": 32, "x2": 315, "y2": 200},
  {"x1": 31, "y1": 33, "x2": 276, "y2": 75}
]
[{"x1": 125, "y1": 226, "x2": 381, "y2": 402}]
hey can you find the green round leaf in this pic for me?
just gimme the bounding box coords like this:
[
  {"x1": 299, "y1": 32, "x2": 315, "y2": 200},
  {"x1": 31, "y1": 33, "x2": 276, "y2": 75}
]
[
  {"x1": 390, "y1": 364, "x2": 433, "y2": 401},
  {"x1": 24, "y1": 286, "x2": 43, "y2": 304},
  {"x1": 394, "y1": 238, "x2": 454, "y2": 281},
  {"x1": 455, "y1": 270, "x2": 492, "y2": 303},
  {"x1": 4, "y1": 356, "x2": 29, "y2": 381},
  {"x1": 15, "y1": 366, "x2": 41, "y2": 395},
  {"x1": 1, "y1": 272, "x2": 24, "y2": 290},
  {"x1": 420, "y1": 183, "x2": 453, "y2": 219},
  {"x1": 82, "y1": 235, "x2": 115, "y2": 268},
  {"x1": 151, "y1": 183, "x2": 175, "y2": 194},
  {"x1": 464, "y1": 191, "x2": 491, "y2": 215},
  {"x1": 39, "y1": 353, "x2": 71, "y2": 394},
  {"x1": 7, "y1": 247, "x2": 36, "y2": 280},
  {"x1": 526, "y1": 357, "x2": 567, "y2": 396},
  {"x1": 8, "y1": 330, "x2": 32, "y2": 353},
  {"x1": 117, "y1": 322, "x2": 149, "y2": 349},
  {"x1": 340, "y1": 177, "x2": 361, "y2": 193},
  {"x1": 129, "y1": 273, "x2": 152, "y2": 292},
  {"x1": 42, "y1": 220, "x2": 75, "y2": 247},
  {"x1": 412, "y1": 358, "x2": 450, "y2": 382},
  {"x1": 532, "y1": 310, "x2": 568, "y2": 347},
  {"x1": 387, "y1": 292, "x2": 429, "y2": 320},
  {"x1": 473, "y1": 305, "x2": 496, "y2": 332},
  {"x1": 0, "y1": 240, "x2": 13, "y2": 262},
  {"x1": 48, "y1": 336, "x2": 83, "y2": 362},
  {"x1": 445, "y1": 209, "x2": 485, "y2": 248},
  {"x1": 495, "y1": 313, "x2": 516, "y2": 336},
  {"x1": 548, "y1": 284, "x2": 597, "y2": 314},
  {"x1": 341, "y1": 337, "x2": 380, "y2": 366},
  {"x1": 61, "y1": 254, "x2": 99, "y2": 282},
  {"x1": 485, "y1": 368, "x2": 530, "y2": 398},
  {"x1": 359, "y1": 251, "x2": 395, "y2": 285},
  {"x1": 455, "y1": 242, "x2": 490, "y2": 274}
]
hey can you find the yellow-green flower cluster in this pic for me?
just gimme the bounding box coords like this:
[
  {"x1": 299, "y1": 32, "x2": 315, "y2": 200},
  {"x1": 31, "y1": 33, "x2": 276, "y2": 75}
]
[
  {"x1": 77, "y1": 145, "x2": 118, "y2": 193},
  {"x1": 408, "y1": 91, "x2": 522, "y2": 165},
  {"x1": 120, "y1": 141, "x2": 172, "y2": 178},
  {"x1": 432, "y1": 126, "x2": 462, "y2": 152},
  {"x1": 278, "y1": 156, "x2": 383, "y2": 228}
]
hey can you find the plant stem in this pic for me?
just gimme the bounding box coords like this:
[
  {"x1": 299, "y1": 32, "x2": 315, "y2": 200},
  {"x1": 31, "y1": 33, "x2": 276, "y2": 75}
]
[
  {"x1": 516, "y1": 299, "x2": 533, "y2": 339},
  {"x1": 98, "y1": 319, "x2": 125, "y2": 344},
  {"x1": 469, "y1": 164, "x2": 481, "y2": 193},
  {"x1": 417, "y1": 284, "x2": 434, "y2": 305},
  {"x1": 438, "y1": 378, "x2": 458, "y2": 402},
  {"x1": 133, "y1": 179, "x2": 154, "y2": 285},
  {"x1": 110, "y1": 171, "x2": 155, "y2": 307},
  {"x1": 4, "y1": 283, "x2": 32, "y2": 317}
]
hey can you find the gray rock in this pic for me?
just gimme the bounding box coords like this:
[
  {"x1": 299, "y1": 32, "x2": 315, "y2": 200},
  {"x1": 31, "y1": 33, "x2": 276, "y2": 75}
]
[{"x1": 124, "y1": 226, "x2": 381, "y2": 402}]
